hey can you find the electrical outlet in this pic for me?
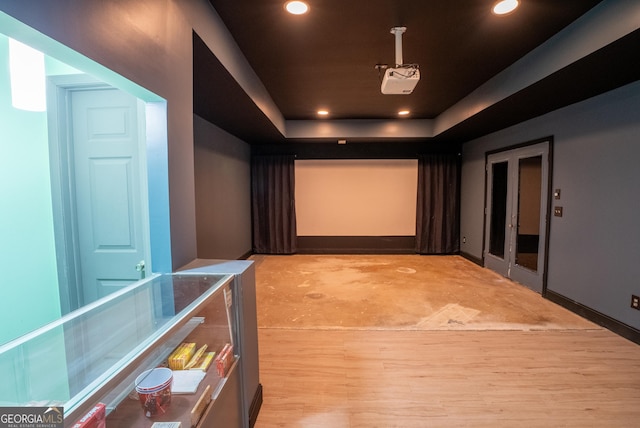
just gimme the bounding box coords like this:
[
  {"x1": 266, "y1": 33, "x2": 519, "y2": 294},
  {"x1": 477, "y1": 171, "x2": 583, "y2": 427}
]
[{"x1": 631, "y1": 295, "x2": 640, "y2": 310}]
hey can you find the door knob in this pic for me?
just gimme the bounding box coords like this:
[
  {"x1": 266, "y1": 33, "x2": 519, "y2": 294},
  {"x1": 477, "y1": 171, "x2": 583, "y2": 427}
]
[{"x1": 135, "y1": 260, "x2": 146, "y2": 279}]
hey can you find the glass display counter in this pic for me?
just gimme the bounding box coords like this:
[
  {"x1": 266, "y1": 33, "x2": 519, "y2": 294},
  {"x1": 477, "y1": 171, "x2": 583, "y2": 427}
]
[{"x1": 0, "y1": 271, "x2": 250, "y2": 427}]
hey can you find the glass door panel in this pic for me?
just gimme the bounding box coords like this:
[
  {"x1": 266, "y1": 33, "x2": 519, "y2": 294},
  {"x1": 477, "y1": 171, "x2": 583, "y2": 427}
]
[
  {"x1": 515, "y1": 156, "x2": 542, "y2": 272},
  {"x1": 489, "y1": 161, "x2": 508, "y2": 258}
]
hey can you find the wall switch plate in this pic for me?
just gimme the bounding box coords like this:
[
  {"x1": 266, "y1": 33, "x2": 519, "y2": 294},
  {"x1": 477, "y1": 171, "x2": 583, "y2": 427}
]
[
  {"x1": 554, "y1": 206, "x2": 563, "y2": 217},
  {"x1": 631, "y1": 295, "x2": 640, "y2": 310},
  {"x1": 554, "y1": 189, "x2": 561, "y2": 199}
]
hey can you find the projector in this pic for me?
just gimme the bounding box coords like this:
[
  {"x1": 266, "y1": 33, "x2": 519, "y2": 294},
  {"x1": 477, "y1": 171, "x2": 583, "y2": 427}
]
[{"x1": 381, "y1": 66, "x2": 420, "y2": 95}]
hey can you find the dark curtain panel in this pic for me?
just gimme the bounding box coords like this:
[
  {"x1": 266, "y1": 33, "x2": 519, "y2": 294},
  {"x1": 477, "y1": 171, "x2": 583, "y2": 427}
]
[
  {"x1": 415, "y1": 153, "x2": 460, "y2": 254},
  {"x1": 251, "y1": 155, "x2": 297, "y2": 254}
]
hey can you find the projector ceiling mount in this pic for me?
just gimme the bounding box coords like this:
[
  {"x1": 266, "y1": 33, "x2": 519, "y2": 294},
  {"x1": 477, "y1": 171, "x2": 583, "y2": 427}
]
[{"x1": 377, "y1": 26, "x2": 420, "y2": 95}]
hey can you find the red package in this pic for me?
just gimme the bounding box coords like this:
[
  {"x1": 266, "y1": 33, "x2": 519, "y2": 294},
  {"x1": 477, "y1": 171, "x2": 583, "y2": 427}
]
[
  {"x1": 71, "y1": 402, "x2": 106, "y2": 428},
  {"x1": 215, "y1": 343, "x2": 234, "y2": 377}
]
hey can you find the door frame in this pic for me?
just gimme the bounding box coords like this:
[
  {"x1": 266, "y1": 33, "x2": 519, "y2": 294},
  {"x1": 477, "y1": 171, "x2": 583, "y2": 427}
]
[
  {"x1": 46, "y1": 75, "x2": 151, "y2": 313},
  {"x1": 482, "y1": 137, "x2": 554, "y2": 295}
]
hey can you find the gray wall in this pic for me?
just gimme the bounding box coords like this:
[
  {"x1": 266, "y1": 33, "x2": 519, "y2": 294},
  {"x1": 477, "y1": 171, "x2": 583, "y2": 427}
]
[
  {"x1": 0, "y1": 0, "x2": 260, "y2": 269},
  {"x1": 4, "y1": 0, "x2": 639, "y2": 329},
  {"x1": 194, "y1": 115, "x2": 252, "y2": 259},
  {"x1": 461, "y1": 80, "x2": 640, "y2": 330}
]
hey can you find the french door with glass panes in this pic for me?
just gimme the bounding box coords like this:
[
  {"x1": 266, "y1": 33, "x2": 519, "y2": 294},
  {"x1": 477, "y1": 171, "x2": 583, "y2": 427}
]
[{"x1": 484, "y1": 141, "x2": 550, "y2": 293}]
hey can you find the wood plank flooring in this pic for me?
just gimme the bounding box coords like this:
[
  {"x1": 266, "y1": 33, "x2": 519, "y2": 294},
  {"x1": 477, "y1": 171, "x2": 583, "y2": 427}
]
[
  {"x1": 252, "y1": 256, "x2": 640, "y2": 427},
  {"x1": 255, "y1": 329, "x2": 640, "y2": 427}
]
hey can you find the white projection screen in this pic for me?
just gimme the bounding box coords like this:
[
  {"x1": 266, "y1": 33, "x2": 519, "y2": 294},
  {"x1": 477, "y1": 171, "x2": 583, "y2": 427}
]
[{"x1": 295, "y1": 159, "x2": 418, "y2": 236}]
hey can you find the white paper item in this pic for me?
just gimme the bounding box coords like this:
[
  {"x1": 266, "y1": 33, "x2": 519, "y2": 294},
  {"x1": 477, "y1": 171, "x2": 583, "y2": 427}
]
[{"x1": 170, "y1": 370, "x2": 206, "y2": 394}]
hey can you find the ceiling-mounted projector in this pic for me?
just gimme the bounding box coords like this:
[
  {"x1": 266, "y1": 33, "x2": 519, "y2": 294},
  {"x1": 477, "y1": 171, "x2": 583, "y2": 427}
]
[
  {"x1": 380, "y1": 27, "x2": 420, "y2": 95},
  {"x1": 381, "y1": 66, "x2": 420, "y2": 95}
]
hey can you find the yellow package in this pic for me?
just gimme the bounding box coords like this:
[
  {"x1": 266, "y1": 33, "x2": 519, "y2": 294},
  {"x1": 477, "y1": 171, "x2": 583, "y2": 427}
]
[
  {"x1": 184, "y1": 344, "x2": 208, "y2": 370},
  {"x1": 168, "y1": 342, "x2": 196, "y2": 370},
  {"x1": 190, "y1": 352, "x2": 216, "y2": 372}
]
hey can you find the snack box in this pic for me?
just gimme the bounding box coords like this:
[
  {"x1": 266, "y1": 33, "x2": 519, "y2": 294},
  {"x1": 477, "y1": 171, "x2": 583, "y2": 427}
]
[
  {"x1": 189, "y1": 351, "x2": 216, "y2": 372},
  {"x1": 214, "y1": 344, "x2": 234, "y2": 377},
  {"x1": 71, "y1": 402, "x2": 106, "y2": 428},
  {"x1": 184, "y1": 344, "x2": 208, "y2": 369},
  {"x1": 168, "y1": 342, "x2": 196, "y2": 370}
]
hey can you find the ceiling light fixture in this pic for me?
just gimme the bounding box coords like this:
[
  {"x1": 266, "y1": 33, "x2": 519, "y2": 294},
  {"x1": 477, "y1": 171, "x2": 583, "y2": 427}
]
[
  {"x1": 8, "y1": 38, "x2": 47, "y2": 112},
  {"x1": 317, "y1": 109, "x2": 329, "y2": 116},
  {"x1": 493, "y1": 0, "x2": 519, "y2": 15},
  {"x1": 285, "y1": 1, "x2": 309, "y2": 15},
  {"x1": 398, "y1": 110, "x2": 410, "y2": 116}
]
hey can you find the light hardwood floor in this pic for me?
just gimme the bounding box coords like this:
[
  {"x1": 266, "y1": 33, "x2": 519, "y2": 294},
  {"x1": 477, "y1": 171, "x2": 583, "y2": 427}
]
[{"x1": 253, "y1": 258, "x2": 640, "y2": 427}]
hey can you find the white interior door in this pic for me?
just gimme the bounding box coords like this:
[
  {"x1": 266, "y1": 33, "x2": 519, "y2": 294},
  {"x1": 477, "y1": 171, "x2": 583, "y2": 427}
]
[
  {"x1": 484, "y1": 141, "x2": 550, "y2": 293},
  {"x1": 70, "y1": 87, "x2": 147, "y2": 304}
]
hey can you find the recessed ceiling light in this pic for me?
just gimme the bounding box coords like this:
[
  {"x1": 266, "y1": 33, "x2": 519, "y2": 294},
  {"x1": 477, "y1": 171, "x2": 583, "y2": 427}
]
[
  {"x1": 493, "y1": 0, "x2": 519, "y2": 15},
  {"x1": 285, "y1": 1, "x2": 309, "y2": 15},
  {"x1": 398, "y1": 110, "x2": 410, "y2": 116},
  {"x1": 317, "y1": 109, "x2": 329, "y2": 116},
  {"x1": 493, "y1": 0, "x2": 519, "y2": 14}
]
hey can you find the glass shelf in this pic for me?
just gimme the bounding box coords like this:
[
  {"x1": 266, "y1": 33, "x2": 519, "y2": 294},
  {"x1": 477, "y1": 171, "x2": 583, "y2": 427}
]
[{"x1": 0, "y1": 272, "x2": 235, "y2": 425}]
